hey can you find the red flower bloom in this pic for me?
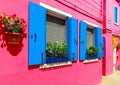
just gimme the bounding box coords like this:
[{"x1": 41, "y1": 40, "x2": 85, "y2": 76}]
[
  {"x1": 0, "y1": 13, "x2": 26, "y2": 34},
  {"x1": 12, "y1": 14, "x2": 16, "y2": 19},
  {"x1": 21, "y1": 18, "x2": 26, "y2": 23}
]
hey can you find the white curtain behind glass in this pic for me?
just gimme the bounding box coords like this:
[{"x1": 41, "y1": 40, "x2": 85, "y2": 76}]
[{"x1": 87, "y1": 29, "x2": 94, "y2": 49}]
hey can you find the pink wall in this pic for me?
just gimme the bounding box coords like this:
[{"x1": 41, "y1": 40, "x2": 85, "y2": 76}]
[
  {"x1": 102, "y1": 0, "x2": 120, "y2": 75},
  {"x1": 116, "y1": 49, "x2": 120, "y2": 69},
  {"x1": 0, "y1": 0, "x2": 29, "y2": 75},
  {"x1": 116, "y1": 37, "x2": 120, "y2": 69},
  {"x1": 106, "y1": 0, "x2": 114, "y2": 31},
  {"x1": 103, "y1": 30, "x2": 113, "y2": 75},
  {"x1": 106, "y1": 0, "x2": 120, "y2": 35},
  {"x1": 57, "y1": 0, "x2": 102, "y2": 24},
  {"x1": 112, "y1": 1, "x2": 120, "y2": 35},
  {"x1": 0, "y1": 0, "x2": 103, "y2": 85},
  {"x1": 101, "y1": 0, "x2": 114, "y2": 75},
  {"x1": 112, "y1": 1, "x2": 120, "y2": 70}
]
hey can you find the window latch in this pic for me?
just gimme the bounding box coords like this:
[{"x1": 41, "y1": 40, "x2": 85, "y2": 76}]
[
  {"x1": 34, "y1": 33, "x2": 37, "y2": 42},
  {"x1": 74, "y1": 39, "x2": 78, "y2": 46},
  {"x1": 30, "y1": 33, "x2": 37, "y2": 42}
]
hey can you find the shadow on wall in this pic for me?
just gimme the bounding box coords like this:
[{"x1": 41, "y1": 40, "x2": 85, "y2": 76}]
[
  {"x1": 0, "y1": 31, "x2": 27, "y2": 56},
  {"x1": 6, "y1": 43, "x2": 23, "y2": 56}
]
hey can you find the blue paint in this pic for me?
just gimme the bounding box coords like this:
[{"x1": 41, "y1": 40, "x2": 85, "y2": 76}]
[
  {"x1": 86, "y1": 55, "x2": 97, "y2": 60},
  {"x1": 114, "y1": 6, "x2": 118, "y2": 24},
  {"x1": 29, "y1": 2, "x2": 46, "y2": 65},
  {"x1": 94, "y1": 27, "x2": 102, "y2": 58},
  {"x1": 80, "y1": 21, "x2": 87, "y2": 60},
  {"x1": 46, "y1": 56, "x2": 69, "y2": 64},
  {"x1": 67, "y1": 17, "x2": 78, "y2": 61},
  {"x1": 101, "y1": 36, "x2": 105, "y2": 58}
]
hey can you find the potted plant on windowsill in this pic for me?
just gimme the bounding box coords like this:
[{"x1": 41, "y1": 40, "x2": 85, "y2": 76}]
[
  {"x1": 0, "y1": 13, "x2": 26, "y2": 44},
  {"x1": 86, "y1": 46, "x2": 99, "y2": 59},
  {"x1": 46, "y1": 41, "x2": 68, "y2": 63}
]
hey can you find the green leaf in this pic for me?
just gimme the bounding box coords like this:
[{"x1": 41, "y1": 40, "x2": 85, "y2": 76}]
[{"x1": 46, "y1": 41, "x2": 68, "y2": 58}]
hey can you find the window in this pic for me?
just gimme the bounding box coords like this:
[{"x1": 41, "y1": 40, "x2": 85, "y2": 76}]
[
  {"x1": 46, "y1": 14, "x2": 68, "y2": 63},
  {"x1": 80, "y1": 21, "x2": 105, "y2": 60},
  {"x1": 87, "y1": 27, "x2": 94, "y2": 49},
  {"x1": 87, "y1": 26, "x2": 97, "y2": 59},
  {"x1": 114, "y1": 6, "x2": 119, "y2": 25},
  {"x1": 28, "y1": 2, "x2": 78, "y2": 66},
  {"x1": 46, "y1": 14, "x2": 66, "y2": 45}
]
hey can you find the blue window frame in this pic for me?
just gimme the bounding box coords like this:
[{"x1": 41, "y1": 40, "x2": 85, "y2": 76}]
[
  {"x1": 114, "y1": 6, "x2": 119, "y2": 24},
  {"x1": 28, "y1": 2, "x2": 78, "y2": 65},
  {"x1": 80, "y1": 21, "x2": 105, "y2": 60}
]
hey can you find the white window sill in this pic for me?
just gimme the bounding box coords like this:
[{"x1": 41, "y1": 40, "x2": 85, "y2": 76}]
[
  {"x1": 83, "y1": 58, "x2": 99, "y2": 63},
  {"x1": 114, "y1": 22, "x2": 119, "y2": 26},
  {"x1": 39, "y1": 61, "x2": 72, "y2": 69}
]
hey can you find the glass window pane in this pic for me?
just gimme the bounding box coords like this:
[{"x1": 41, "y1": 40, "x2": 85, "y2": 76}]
[
  {"x1": 87, "y1": 28, "x2": 94, "y2": 49},
  {"x1": 46, "y1": 14, "x2": 66, "y2": 45}
]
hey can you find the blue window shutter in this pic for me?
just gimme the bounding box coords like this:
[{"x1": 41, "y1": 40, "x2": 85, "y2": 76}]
[
  {"x1": 114, "y1": 6, "x2": 118, "y2": 23},
  {"x1": 66, "y1": 17, "x2": 78, "y2": 61},
  {"x1": 80, "y1": 21, "x2": 87, "y2": 60},
  {"x1": 114, "y1": 6, "x2": 116, "y2": 23},
  {"x1": 101, "y1": 36, "x2": 105, "y2": 58},
  {"x1": 94, "y1": 27, "x2": 102, "y2": 58},
  {"x1": 29, "y1": 2, "x2": 46, "y2": 65}
]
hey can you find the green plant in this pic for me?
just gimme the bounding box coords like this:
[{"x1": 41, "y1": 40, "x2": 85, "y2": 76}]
[
  {"x1": 46, "y1": 41, "x2": 68, "y2": 58},
  {"x1": 0, "y1": 13, "x2": 26, "y2": 47},
  {"x1": 87, "y1": 46, "x2": 99, "y2": 56},
  {"x1": 0, "y1": 13, "x2": 26, "y2": 34}
]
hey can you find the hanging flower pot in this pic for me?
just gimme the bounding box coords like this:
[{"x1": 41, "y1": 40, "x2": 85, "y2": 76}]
[
  {"x1": 0, "y1": 13, "x2": 26, "y2": 45},
  {"x1": 5, "y1": 32, "x2": 22, "y2": 44}
]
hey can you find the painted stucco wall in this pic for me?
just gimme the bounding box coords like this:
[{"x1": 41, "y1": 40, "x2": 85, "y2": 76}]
[
  {"x1": 116, "y1": 38, "x2": 120, "y2": 69},
  {"x1": 103, "y1": 0, "x2": 120, "y2": 75},
  {"x1": 105, "y1": 0, "x2": 120, "y2": 35},
  {"x1": 106, "y1": 0, "x2": 120, "y2": 33},
  {"x1": 0, "y1": 0, "x2": 29, "y2": 75},
  {"x1": 103, "y1": 30, "x2": 113, "y2": 75},
  {"x1": 0, "y1": 0, "x2": 103, "y2": 85},
  {"x1": 112, "y1": 1, "x2": 120, "y2": 71}
]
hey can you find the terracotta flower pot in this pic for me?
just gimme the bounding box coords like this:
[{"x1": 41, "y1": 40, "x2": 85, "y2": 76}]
[{"x1": 5, "y1": 32, "x2": 22, "y2": 44}]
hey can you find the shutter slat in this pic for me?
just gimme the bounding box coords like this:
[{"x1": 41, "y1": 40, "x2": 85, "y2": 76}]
[{"x1": 29, "y1": 2, "x2": 46, "y2": 65}]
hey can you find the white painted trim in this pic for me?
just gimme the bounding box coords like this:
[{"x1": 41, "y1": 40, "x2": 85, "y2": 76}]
[
  {"x1": 83, "y1": 59, "x2": 99, "y2": 63},
  {"x1": 40, "y1": 2, "x2": 72, "y2": 17},
  {"x1": 83, "y1": 20, "x2": 98, "y2": 27},
  {"x1": 40, "y1": 61, "x2": 72, "y2": 69}
]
